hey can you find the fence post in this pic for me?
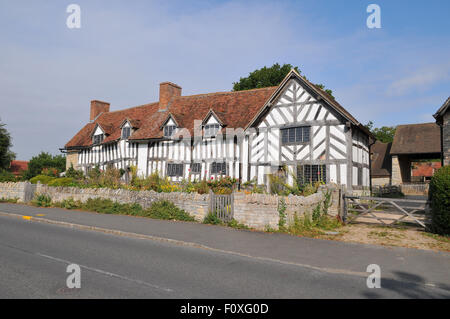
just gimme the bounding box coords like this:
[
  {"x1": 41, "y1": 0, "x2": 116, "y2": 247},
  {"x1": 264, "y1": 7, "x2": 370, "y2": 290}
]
[
  {"x1": 209, "y1": 189, "x2": 213, "y2": 214},
  {"x1": 342, "y1": 192, "x2": 348, "y2": 224},
  {"x1": 231, "y1": 191, "x2": 235, "y2": 221}
]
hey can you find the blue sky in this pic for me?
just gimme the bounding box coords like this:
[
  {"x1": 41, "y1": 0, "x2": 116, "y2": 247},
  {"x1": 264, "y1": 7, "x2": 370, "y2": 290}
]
[{"x1": 0, "y1": 0, "x2": 449, "y2": 160}]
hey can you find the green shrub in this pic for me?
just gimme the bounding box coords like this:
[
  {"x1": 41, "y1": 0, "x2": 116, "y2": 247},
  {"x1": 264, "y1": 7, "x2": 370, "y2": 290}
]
[
  {"x1": 32, "y1": 194, "x2": 52, "y2": 207},
  {"x1": 429, "y1": 165, "x2": 450, "y2": 235},
  {"x1": 0, "y1": 170, "x2": 16, "y2": 182},
  {"x1": 287, "y1": 212, "x2": 341, "y2": 237},
  {"x1": 203, "y1": 212, "x2": 223, "y2": 225},
  {"x1": 48, "y1": 177, "x2": 75, "y2": 187},
  {"x1": 193, "y1": 180, "x2": 210, "y2": 194},
  {"x1": 227, "y1": 219, "x2": 249, "y2": 230},
  {"x1": 145, "y1": 200, "x2": 195, "y2": 221},
  {"x1": 0, "y1": 197, "x2": 19, "y2": 203},
  {"x1": 79, "y1": 198, "x2": 143, "y2": 216},
  {"x1": 66, "y1": 165, "x2": 84, "y2": 180},
  {"x1": 60, "y1": 198, "x2": 82, "y2": 209},
  {"x1": 278, "y1": 198, "x2": 287, "y2": 231},
  {"x1": 30, "y1": 175, "x2": 55, "y2": 185}
]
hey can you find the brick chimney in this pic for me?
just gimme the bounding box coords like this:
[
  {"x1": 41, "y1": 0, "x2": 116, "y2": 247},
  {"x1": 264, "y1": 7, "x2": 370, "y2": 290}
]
[
  {"x1": 159, "y1": 82, "x2": 182, "y2": 111},
  {"x1": 90, "y1": 100, "x2": 110, "y2": 121}
]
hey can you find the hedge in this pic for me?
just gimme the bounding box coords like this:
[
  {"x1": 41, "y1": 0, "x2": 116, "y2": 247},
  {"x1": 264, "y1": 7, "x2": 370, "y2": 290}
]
[
  {"x1": 47, "y1": 177, "x2": 75, "y2": 187},
  {"x1": 429, "y1": 165, "x2": 450, "y2": 235},
  {"x1": 29, "y1": 175, "x2": 55, "y2": 185}
]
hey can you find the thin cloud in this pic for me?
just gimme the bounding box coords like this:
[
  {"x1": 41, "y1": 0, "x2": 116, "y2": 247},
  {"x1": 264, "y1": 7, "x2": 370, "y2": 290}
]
[{"x1": 388, "y1": 64, "x2": 450, "y2": 96}]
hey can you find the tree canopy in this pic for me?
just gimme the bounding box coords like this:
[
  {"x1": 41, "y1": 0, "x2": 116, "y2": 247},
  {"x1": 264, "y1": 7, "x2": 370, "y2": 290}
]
[
  {"x1": 365, "y1": 121, "x2": 397, "y2": 143},
  {"x1": 22, "y1": 152, "x2": 66, "y2": 180},
  {"x1": 232, "y1": 63, "x2": 334, "y2": 98},
  {"x1": 0, "y1": 119, "x2": 15, "y2": 171}
]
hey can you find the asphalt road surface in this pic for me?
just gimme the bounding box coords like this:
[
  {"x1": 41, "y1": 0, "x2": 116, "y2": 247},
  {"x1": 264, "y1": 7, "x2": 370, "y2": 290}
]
[{"x1": 0, "y1": 213, "x2": 449, "y2": 299}]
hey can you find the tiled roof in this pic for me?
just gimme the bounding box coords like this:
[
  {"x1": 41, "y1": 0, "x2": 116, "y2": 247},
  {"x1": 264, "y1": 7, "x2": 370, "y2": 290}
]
[
  {"x1": 412, "y1": 162, "x2": 441, "y2": 177},
  {"x1": 371, "y1": 142, "x2": 392, "y2": 177},
  {"x1": 65, "y1": 70, "x2": 369, "y2": 149},
  {"x1": 390, "y1": 123, "x2": 441, "y2": 155},
  {"x1": 65, "y1": 87, "x2": 276, "y2": 148},
  {"x1": 66, "y1": 103, "x2": 159, "y2": 148},
  {"x1": 10, "y1": 160, "x2": 28, "y2": 175}
]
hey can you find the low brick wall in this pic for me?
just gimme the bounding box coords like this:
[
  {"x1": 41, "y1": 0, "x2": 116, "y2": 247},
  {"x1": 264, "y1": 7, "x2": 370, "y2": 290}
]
[{"x1": 0, "y1": 182, "x2": 338, "y2": 230}]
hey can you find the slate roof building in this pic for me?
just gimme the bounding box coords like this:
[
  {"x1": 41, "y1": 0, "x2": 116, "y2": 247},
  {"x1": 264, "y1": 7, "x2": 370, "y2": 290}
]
[{"x1": 63, "y1": 70, "x2": 372, "y2": 190}]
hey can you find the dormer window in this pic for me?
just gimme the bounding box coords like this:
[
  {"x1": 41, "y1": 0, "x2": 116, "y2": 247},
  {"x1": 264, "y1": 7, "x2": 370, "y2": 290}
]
[
  {"x1": 122, "y1": 127, "x2": 131, "y2": 139},
  {"x1": 164, "y1": 125, "x2": 177, "y2": 138},
  {"x1": 93, "y1": 134, "x2": 104, "y2": 145},
  {"x1": 204, "y1": 124, "x2": 220, "y2": 137}
]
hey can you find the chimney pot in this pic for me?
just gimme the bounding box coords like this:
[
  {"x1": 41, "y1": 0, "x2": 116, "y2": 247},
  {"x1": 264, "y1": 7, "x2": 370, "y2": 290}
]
[
  {"x1": 90, "y1": 100, "x2": 110, "y2": 121},
  {"x1": 159, "y1": 82, "x2": 182, "y2": 111}
]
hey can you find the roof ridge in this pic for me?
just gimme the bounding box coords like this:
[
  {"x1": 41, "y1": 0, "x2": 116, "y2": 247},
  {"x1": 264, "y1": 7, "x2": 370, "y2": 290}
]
[
  {"x1": 97, "y1": 87, "x2": 277, "y2": 117},
  {"x1": 396, "y1": 122, "x2": 437, "y2": 127},
  {"x1": 176, "y1": 86, "x2": 278, "y2": 99},
  {"x1": 100, "y1": 102, "x2": 159, "y2": 116}
]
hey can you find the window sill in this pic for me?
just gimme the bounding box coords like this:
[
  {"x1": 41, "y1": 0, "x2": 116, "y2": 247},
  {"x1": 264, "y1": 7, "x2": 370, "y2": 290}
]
[{"x1": 281, "y1": 142, "x2": 310, "y2": 146}]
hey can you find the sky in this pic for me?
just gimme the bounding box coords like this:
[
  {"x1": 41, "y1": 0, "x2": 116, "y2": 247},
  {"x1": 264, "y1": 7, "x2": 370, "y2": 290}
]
[{"x1": 0, "y1": 0, "x2": 449, "y2": 160}]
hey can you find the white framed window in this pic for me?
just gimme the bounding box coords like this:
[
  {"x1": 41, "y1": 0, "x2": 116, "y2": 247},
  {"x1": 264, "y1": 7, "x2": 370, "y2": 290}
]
[
  {"x1": 167, "y1": 163, "x2": 183, "y2": 177},
  {"x1": 191, "y1": 163, "x2": 201, "y2": 174},
  {"x1": 211, "y1": 162, "x2": 227, "y2": 175},
  {"x1": 164, "y1": 125, "x2": 177, "y2": 138},
  {"x1": 297, "y1": 165, "x2": 326, "y2": 185},
  {"x1": 122, "y1": 127, "x2": 131, "y2": 139},
  {"x1": 281, "y1": 126, "x2": 310, "y2": 145},
  {"x1": 93, "y1": 134, "x2": 104, "y2": 145},
  {"x1": 204, "y1": 124, "x2": 220, "y2": 137}
]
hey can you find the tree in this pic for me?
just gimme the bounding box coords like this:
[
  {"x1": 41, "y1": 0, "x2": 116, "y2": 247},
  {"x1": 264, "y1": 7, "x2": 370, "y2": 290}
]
[
  {"x1": 0, "y1": 119, "x2": 15, "y2": 171},
  {"x1": 365, "y1": 121, "x2": 396, "y2": 143},
  {"x1": 232, "y1": 63, "x2": 335, "y2": 99},
  {"x1": 22, "y1": 152, "x2": 66, "y2": 180}
]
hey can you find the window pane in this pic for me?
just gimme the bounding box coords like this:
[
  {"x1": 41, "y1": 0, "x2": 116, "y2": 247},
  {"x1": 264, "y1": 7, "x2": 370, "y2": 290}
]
[
  {"x1": 281, "y1": 126, "x2": 310, "y2": 145},
  {"x1": 295, "y1": 127, "x2": 303, "y2": 142},
  {"x1": 303, "y1": 127, "x2": 310, "y2": 142},
  {"x1": 288, "y1": 128, "x2": 295, "y2": 143},
  {"x1": 281, "y1": 129, "x2": 288, "y2": 143},
  {"x1": 205, "y1": 124, "x2": 220, "y2": 137},
  {"x1": 192, "y1": 163, "x2": 201, "y2": 173},
  {"x1": 165, "y1": 125, "x2": 176, "y2": 137},
  {"x1": 122, "y1": 127, "x2": 130, "y2": 139}
]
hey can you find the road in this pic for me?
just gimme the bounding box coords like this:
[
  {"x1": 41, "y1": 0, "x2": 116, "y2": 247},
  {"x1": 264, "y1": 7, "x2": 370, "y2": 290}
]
[{"x1": 0, "y1": 205, "x2": 449, "y2": 298}]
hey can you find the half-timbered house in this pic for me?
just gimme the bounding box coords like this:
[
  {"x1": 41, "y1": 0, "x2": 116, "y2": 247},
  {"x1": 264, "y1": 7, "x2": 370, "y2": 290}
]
[{"x1": 64, "y1": 70, "x2": 372, "y2": 191}]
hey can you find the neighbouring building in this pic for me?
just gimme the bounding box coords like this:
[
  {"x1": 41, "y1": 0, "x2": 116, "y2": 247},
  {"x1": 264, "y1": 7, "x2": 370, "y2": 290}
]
[
  {"x1": 63, "y1": 70, "x2": 372, "y2": 191},
  {"x1": 390, "y1": 123, "x2": 441, "y2": 185},
  {"x1": 433, "y1": 97, "x2": 450, "y2": 166},
  {"x1": 411, "y1": 161, "x2": 441, "y2": 182},
  {"x1": 370, "y1": 141, "x2": 392, "y2": 186},
  {"x1": 9, "y1": 160, "x2": 28, "y2": 177}
]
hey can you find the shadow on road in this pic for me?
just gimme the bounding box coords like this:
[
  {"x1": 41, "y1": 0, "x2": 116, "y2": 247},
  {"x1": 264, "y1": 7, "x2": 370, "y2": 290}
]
[{"x1": 362, "y1": 271, "x2": 450, "y2": 298}]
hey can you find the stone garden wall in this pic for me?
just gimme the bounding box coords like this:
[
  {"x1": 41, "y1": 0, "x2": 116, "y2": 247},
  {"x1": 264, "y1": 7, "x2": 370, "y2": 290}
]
[{"x1": 0, "y1": 182, "x2": 339, "y2": 230}]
